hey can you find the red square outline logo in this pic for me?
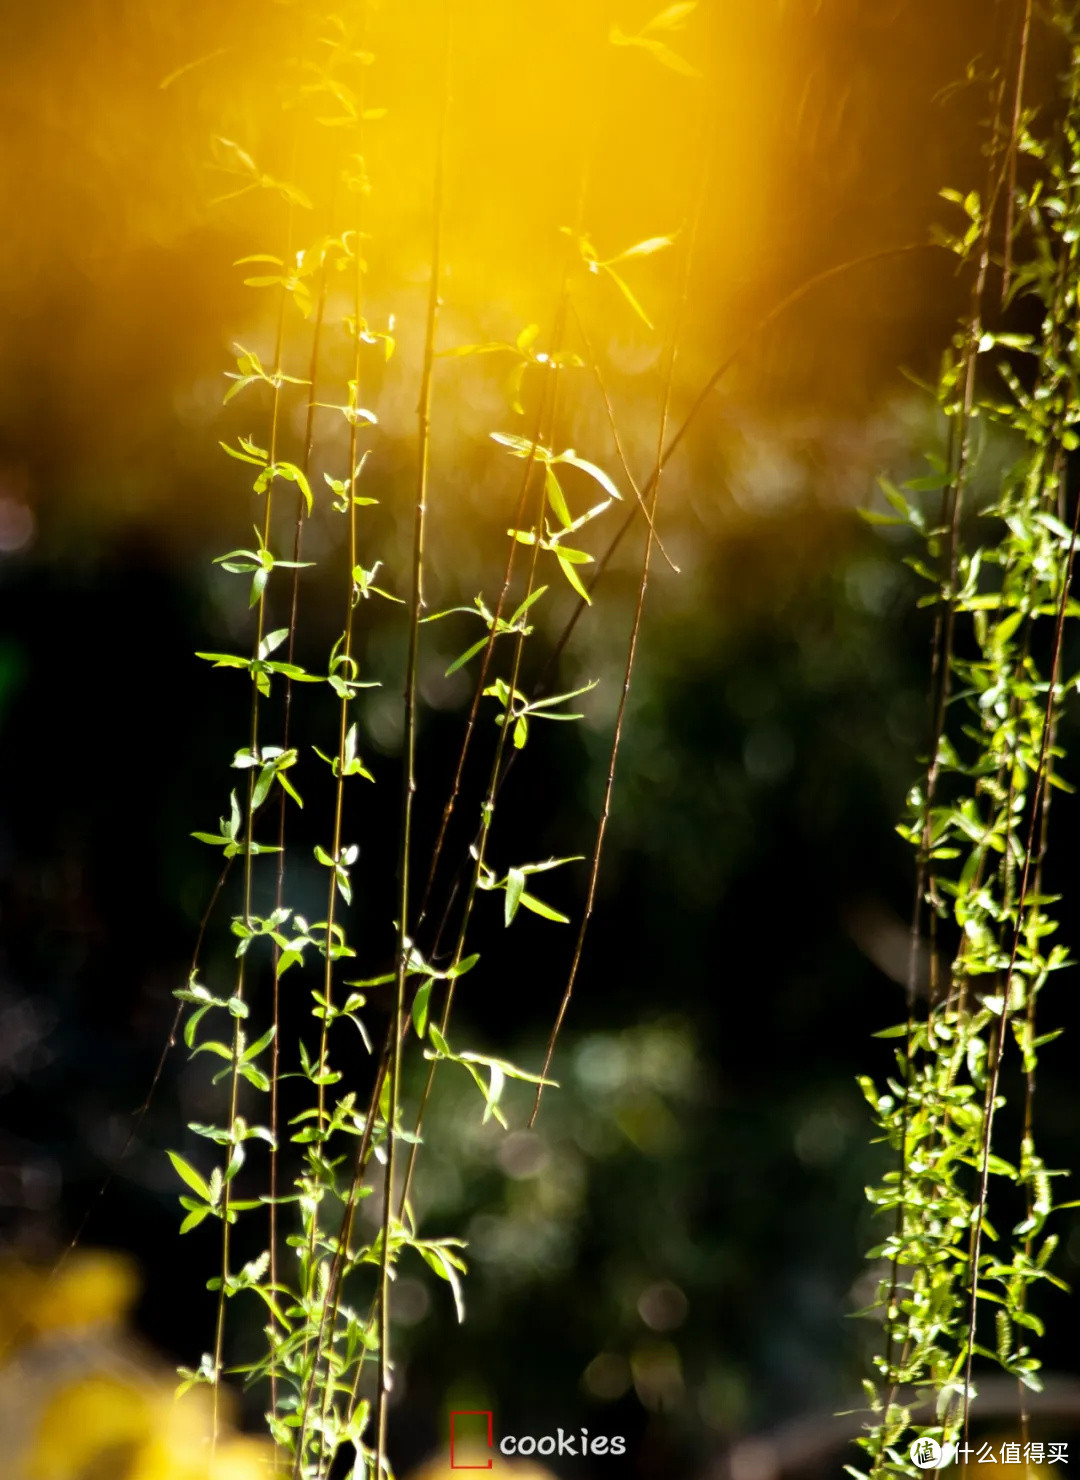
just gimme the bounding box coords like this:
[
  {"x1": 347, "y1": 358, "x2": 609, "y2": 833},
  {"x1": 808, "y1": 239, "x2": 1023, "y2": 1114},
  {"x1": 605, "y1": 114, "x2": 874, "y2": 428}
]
[{"x1": 449, "y1": 1410, "x2": 493, "y2": 1469}]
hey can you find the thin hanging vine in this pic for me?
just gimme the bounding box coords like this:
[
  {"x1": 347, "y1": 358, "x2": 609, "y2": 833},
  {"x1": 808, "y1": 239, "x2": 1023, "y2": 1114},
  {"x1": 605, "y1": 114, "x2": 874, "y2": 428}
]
[
  {"x1": 855, "y1": 8, "x2": 1080, "y2": 1476},
  {"x1": 165, "y1": 3, "x2": 706, "y2": 1478}
]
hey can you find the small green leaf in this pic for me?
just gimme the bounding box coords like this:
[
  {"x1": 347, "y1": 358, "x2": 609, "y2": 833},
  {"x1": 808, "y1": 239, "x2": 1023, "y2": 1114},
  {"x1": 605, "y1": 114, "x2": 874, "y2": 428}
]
[
  {"x1": 412, "y1": 980, "x2": 433, "y2": 1039},
  {"x1": 544, "y1": 467, "x2": 573, "y2": 528},
  {"x1": 555, "y1": 450, "x2": 623, "y2": 501},
  {"x1": 518, "y1": 891, "x2": 569, "y2": 923},
  {"x1": 557, "y1": 554, "x2": 591, "y2": 603},
  {"x1": 168, "y1": 1151, "x2": 212, "y2": 1202},
  {"x1": 505, "y1": 866, "x2": 525, "y2": 925}
]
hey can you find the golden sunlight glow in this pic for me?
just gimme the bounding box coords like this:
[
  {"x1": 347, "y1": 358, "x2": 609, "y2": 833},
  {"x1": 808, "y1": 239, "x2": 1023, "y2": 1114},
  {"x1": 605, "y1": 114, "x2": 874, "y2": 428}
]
[{"x1": 0, "y1": 1, "x2": 826, "y2": 535}]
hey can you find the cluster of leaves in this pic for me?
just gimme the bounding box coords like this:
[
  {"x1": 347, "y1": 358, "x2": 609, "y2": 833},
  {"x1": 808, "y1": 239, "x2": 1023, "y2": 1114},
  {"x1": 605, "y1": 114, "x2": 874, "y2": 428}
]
[
  {"x1": 854, "y1": 12, "x2": 1080, "y2": 1476},
  {"x1": 164, "y1": 3, "x2": 702, "y2": 1477}
]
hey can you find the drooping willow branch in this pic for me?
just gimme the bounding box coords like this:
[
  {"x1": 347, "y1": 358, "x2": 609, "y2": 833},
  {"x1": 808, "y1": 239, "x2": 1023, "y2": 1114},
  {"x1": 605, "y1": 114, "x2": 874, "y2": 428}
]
[{"x1": 854, "y1": 12, "x2": 1080, "y2": 1477}]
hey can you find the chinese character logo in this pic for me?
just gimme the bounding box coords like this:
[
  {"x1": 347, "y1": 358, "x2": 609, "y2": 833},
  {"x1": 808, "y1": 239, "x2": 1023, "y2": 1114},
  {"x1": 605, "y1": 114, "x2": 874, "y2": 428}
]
[
  {"x1": 955, "y1": 1440, "x2": 1069, "y2": 1466},
  {"x1": 910, "y1": 1437, "x2": 953, "y2": 1469}
]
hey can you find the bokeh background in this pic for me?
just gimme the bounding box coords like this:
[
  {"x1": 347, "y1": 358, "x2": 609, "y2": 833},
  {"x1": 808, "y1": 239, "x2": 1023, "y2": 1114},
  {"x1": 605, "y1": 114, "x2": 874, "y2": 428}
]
[{"x1": 2, "y1": 2, "x2": 1079, "y2": 1478}]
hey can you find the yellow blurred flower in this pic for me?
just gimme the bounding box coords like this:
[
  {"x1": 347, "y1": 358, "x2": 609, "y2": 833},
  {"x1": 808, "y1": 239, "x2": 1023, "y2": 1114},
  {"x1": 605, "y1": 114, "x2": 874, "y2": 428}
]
[
  {"x1": 29, "y1": 1373, "x2": 278, "y2": 1480},
  {"x1": 0, "y1": 1249, "x2": 138, "y2": 1354},
  {"x1": 407, "y1": 1449, "x2": 556, "y2": 1480},
  {"x1": 30, "y1": 1373, "x2": 150, "y2": 1480},
  {"x1": 0, "y1": 1252, "x2": 277, "y2": 1480}
]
